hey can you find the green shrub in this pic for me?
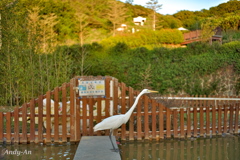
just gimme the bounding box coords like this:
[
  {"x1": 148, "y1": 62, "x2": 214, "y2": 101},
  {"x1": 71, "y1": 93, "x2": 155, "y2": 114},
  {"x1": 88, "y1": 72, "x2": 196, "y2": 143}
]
[{"x1": 100, "y1": 29, "x2": 184, "y2": 48}]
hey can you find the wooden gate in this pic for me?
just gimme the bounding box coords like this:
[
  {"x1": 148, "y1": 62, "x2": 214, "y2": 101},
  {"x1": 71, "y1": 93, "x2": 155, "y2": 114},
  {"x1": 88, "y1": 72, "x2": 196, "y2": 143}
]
[{"x1": 0, "y1": 76, "x2": 239, "y2": 144}]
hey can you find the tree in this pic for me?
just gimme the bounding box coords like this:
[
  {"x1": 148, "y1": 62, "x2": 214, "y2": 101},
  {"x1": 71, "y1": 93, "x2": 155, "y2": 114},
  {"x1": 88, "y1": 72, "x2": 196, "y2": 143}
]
[
  {"x1": 126, "y1": 0, "x2": 134, "y2": 4},
  {"x1": 146, "y1": 0, "x2": 162, "y2": 31},
  {"x1": 201, "y1": 17, "x2": 221, "y2": 41},
  {"x1": 74, "y1": 4, "x2": 89, "y2": 46},
  {"x1": 107, "y1": 0, "x2": 128, "y2": 36}
]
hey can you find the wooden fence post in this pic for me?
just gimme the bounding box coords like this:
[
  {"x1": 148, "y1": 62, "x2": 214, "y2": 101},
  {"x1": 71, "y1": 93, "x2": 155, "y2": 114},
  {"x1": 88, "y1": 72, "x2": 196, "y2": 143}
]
[
  {"x1": 46, "y1": 91, "x2": 52, "y2": 144},
  {"x1": 180, "y1": 108, "x2": 185, "y2": 138},
  {"x1": 234, "y1": 103, "x2": 239, "y2": 134},
  {"x1": 22, "y1": 103, "x2": 27, "y2": 144},
  {"x1": 193, "y1": 102, "x2": 198, "y2": 137},
  {"x1": 54, "y1": 87, "x2": 59, "y2": 144},
  {"x1": 6, "y1": 112, "x2": 11, "y2": 144},
  {"x1": 137, "y1": 91, "x2": 142, "y2": 140},
  {"x1": 199, "y1": 95, "x2": 204, "y2": 137},
  {"x1": 205, "y1": 95, "x2": 210, "y2": 136},
  {"x1": 129, "y1": 87, "x2": 134, "y2": 140},
  {"x1": 173, "y1": 109, "x2": 178, "y2": 138},
  {"x1": 14, "y1": 107, "x2": 19, "y2": 143},
  {"x1": 96, "y1": 98, "x2": 102, "y2": 136},
  {"x1": 121, "y1": 83, "x2": 126, "y2": 140},
  {"x1": 166, "y1": 107, "x2": 171, "y2": 138},
  {"x1": 223, "y1": 104, "x2": 228, "y2": 133},
  {"x1": 211, "y1": 95, "x2": 216, "y2": 135},
  {"x1": 105, "y1": 76, "x2": 111, "y2": 136},
  {"x1": 70, "y1": 78, "x2": 76, "y2": 143},
  {"x1": 38, "y1": 95, "x2": 43, "y2": 143},
  {"x1": 159, "y1": 103, "x2": 164, "y2": 139},
  {"x1": 61, "y1": 83, "x2": 67, "y2": 143},
  {"x1": 144, "y1": 95, "x2": 149, "y2": 140},
  {"x1": 75, "y1": 78, "x2": 81, "y2": 141},
  {"x1": 187, "y1": 107, "x2": 192, "y2": 138},
  {"x1": 151, "y1": 99, "x2": 157, "y2": 140},
  {"x1": 0, "y1": 112, "x2": 3, "y2": 143},
  {"x1": 218, "y1": 105, "x2": 222, "y2": 135},
  {"x1": 30, "y1": 99, "x2": 35, "y2": 143}
]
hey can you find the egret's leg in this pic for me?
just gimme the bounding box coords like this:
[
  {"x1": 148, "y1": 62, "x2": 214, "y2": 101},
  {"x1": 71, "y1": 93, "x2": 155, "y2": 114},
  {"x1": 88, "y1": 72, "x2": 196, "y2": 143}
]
[{"x1": 109, "y1": 130, "x2": 118, "y2": 152}]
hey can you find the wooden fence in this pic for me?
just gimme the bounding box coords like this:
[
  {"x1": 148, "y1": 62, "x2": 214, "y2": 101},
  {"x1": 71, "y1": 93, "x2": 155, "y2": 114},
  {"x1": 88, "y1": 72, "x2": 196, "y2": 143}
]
[{"x1": 0, "y1": 76, "x2": 239, "y2": 144}]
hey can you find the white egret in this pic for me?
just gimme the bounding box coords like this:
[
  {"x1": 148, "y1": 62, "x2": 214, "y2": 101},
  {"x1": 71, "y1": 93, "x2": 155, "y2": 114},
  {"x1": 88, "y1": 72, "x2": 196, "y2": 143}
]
[{"x1": 93, "y1": 89, "x2": 158, "y2": 152}]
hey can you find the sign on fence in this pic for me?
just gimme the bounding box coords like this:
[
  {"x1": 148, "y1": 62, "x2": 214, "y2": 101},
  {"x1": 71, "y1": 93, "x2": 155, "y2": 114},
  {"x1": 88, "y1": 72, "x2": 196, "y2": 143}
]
[{"x1": 78, "y1": 79, "x2": 105, "y2": 96}]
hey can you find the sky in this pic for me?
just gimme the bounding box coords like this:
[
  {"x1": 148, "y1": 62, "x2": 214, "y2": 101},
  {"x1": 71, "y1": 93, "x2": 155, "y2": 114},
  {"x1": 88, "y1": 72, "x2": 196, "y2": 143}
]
[{"x1": 121, "y1": 0, "x2": 229, "y2": 15}]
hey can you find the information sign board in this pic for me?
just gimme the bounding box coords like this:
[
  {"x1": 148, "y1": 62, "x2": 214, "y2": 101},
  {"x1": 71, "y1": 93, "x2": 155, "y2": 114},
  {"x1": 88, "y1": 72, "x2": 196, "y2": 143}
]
[{"x1": 78, "y1": 79, "x2": 105, "y2": 96}]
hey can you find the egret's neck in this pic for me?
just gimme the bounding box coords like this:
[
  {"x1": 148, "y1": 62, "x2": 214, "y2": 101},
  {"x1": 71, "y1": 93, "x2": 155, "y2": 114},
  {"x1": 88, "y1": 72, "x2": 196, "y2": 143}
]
[{"x1": 123, "y1": 91, "x2": 145, "y2": 123}]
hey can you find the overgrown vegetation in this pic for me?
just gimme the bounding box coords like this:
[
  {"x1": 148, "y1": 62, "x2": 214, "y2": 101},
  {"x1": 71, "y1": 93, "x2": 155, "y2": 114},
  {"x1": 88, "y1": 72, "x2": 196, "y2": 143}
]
[{"x1": 0, "y1": 0, "x2": 240, "y2": 106}]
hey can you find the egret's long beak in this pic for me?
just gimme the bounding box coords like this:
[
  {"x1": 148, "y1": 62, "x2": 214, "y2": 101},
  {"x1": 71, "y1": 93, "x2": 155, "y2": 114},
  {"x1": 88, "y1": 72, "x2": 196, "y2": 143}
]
[{"x1": 149, "y1": 90, "x2": 159, "y2": 93}]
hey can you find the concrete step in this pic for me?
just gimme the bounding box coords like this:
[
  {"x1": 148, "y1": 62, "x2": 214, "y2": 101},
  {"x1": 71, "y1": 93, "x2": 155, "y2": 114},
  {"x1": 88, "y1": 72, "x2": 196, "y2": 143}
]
[{"x1": 73, "y1": 136, "x2": 121, "y2": 160}]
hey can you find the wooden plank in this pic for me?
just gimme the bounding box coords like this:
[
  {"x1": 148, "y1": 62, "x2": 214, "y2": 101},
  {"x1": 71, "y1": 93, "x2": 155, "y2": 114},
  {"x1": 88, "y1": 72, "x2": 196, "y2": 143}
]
[
  {"x1": 144, "y1": 95, "x2": 149, "y2": 139},
  {"x1": 38, "y1": 95, "x2": 43, "y2": 143},
  {"x1": 46, "y1": 91, "x2": 52, "y2": 144},
  {"x1": 137, "y1": 91, "x2": 142, "y2": 140},
  {"x1": 187, "y1": 107, "x2": 192, "y2": 138},
  {"x1": 76, "y1": 98, "x2": 81, "y2": 140},
  {"x1": 54, "y1": 87, "x2": 59, "y2": 144},
  {"x1": 173, "y1": 109, "x2": 178, "y2": 138},
  {"x1": 158, "y1": 103, "x2": 164, "y2": 141},
  {"x1": 97, "y1": 98, "x2": 102, "y2": 136},
  {"x1": 223, "y1": 104, "x2": 228, "y2": 133},
  {"x1": 22, "y1": 103, "x2": 27, "y2": 144},
  {"x1": 205, "y1": 96, "x2": 210, "y2": 136},
  {"x1": 199, "y1": 99, "x2": 204, "y2": 137},
  {"x1": 121, "y1": 83, "x2": 126, "y2": 140},
  {"x1": 210, "y1": 96, "x2": 216, "y2": 135},
  {"x1": 113, "y1": 78, "x2": 119, "y2": 116},
  {"x1": 212, "y1": 104, "x2": 216, "y2": 136},
  {"x1": 234, "y1": 103, "x2": 239, "y2": 134},
  {"x1": 218, "y1": 105, "x2": 222, "y2": 135},
  {"x1": 151, "y1": 99, "x2": 157, "y2": 139},
  {"x1": 6, "y1": 112, "x2": 11, "y2": 144},
  {"x1": 187, "y1": 95, "x2": 194, "y2": 138},
  {"x1": 82, "y1": 98, "x2": 87, "y2": 136},
  {"x1": 88, "y1": 98, "x2": 94, "y2": 136},
  {"x1": 14, "y1": 107, "x2": 19, "y2": 143},
  {"x1": 128, "y1": 87, "x2": 134, "y2": 140},
  {"x1": 30, "y1": 99, "x2": 35, "y2": 142},
  {"x1": 229, "y1": 104, "x2": 234, "y2": 134},
  {"x1": 180, "y1": 108, "x2": 185, "y2": 138},
  {"x1": 166, "y1": 107, "x2": 171, "y2": 138},
  {"x1": 70, "y1": 78, "x2": 76, "y2": 143},
  {"x1": 0, "y1": 112, "x2": 3, "y2": 143},
  {"x1": 75, "y1": 78, "x2": 81, "y2": 141},
  {"x1": 105, "y1": 77, "x2": 111, "y2": 136},
  {"x1": 193, "y1": 106, "x2": 198, "y2": 137},
  {"x1": 61, "y1": 83, "x2": 67, "y2": 143}
]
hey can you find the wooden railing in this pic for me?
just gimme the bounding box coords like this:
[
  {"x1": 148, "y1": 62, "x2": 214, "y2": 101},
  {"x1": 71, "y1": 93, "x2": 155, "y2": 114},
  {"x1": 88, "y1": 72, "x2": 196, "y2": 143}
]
[
  {"x1": 0, "y1": 76, "x2": 239, "y2": 144},
  {"x1": 182, "y1": 29, "x2": 222, "y2": 45},
  {"x1": 182, "y1": 30, "x2": 202, "y2": 44}
]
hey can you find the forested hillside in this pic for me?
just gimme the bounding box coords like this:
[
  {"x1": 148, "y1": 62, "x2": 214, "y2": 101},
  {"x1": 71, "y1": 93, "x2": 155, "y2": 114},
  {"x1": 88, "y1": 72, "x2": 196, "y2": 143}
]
[{"x1": 0, "y1": 0, "x2": 240, "y2": 106}]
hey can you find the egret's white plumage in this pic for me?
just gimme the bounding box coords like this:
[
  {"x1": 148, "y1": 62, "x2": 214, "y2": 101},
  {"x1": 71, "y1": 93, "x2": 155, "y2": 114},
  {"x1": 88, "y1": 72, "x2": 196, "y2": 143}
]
[{"x1": 93, "y1": 89, "x2": 158, "y2": 152}]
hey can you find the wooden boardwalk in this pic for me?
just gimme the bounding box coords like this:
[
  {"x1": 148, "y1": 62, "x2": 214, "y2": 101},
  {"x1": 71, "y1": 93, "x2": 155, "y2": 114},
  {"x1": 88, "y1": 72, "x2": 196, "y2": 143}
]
[
  {"x1": 181, "y1": 29, "x2": 222, "y2": 45},
  {"x1": 73, "y1": 136, "x2": 121, "y2": 160}
]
